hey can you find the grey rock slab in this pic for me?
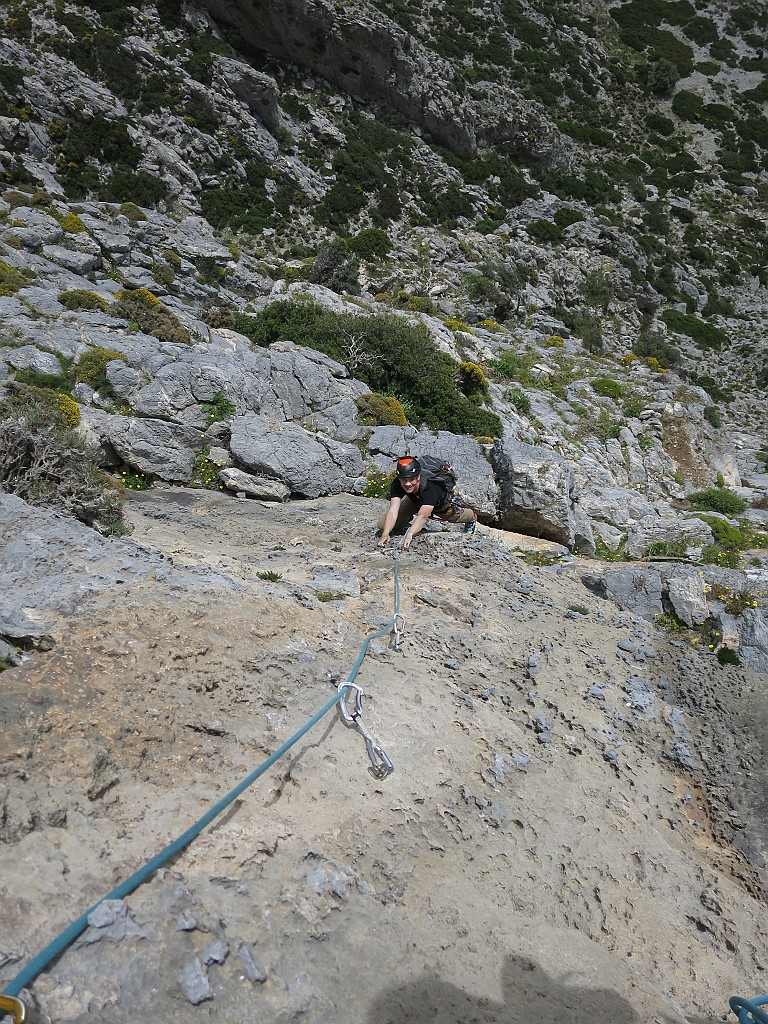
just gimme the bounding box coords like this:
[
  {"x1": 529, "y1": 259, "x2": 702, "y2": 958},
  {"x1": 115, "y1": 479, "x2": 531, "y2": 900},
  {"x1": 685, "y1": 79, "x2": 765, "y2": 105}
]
[
  {"x1": 238, "y1": 944, "x2": 267, "y2": 984},
  {"x1": 229, "y1": 413, "x2": 364, "y2": 498},
  {"x1": 105, "y1": 415, "x2": 205, "y2": 482},
  {"x1": 178, "y1": 959, "x2": 213, "y2": 1005},
  {"x1": 41, "y1": 244, "x2": 100, "y2": 275},
  {"x1": 493, "y1": 436, "x2": 594, "y2": 552},
  {"x1": 310, "y1": 566, "x2": 360, "y2": 596},
  {"x1": 219, "y1": 467, "x2": 290, "y2": 500},
  {"x1": 1, "y1": 344, "x2": 63, "y2": 375},
  {"x1": 581, "y1": 568, "x2": 664, "y2": 621},
  {"x1": 665, "y1": 570, "x2": 709, "y2": 627}
]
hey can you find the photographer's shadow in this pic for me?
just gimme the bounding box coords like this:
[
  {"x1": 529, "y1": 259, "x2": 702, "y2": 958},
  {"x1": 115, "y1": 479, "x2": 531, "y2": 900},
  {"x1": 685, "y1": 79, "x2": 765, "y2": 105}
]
[{"x1": 368, "y1": 951, "x2": 668, "y2": 1024}]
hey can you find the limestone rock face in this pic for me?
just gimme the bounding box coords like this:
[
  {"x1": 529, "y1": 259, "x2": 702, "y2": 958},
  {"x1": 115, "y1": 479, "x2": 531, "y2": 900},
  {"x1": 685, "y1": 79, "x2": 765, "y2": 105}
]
[
  {"x1": 493, "y1": 437, "x2": 595, "y2": 553},
  {"x1": 105, "y1": 416, "x2": 205, "y2": 483},
  {"x1": 229, "y1": 413, "x2": 364, "y2": 497},
  {"x1": 195, "y1": 0, "x2": 569, "y2": 170}
]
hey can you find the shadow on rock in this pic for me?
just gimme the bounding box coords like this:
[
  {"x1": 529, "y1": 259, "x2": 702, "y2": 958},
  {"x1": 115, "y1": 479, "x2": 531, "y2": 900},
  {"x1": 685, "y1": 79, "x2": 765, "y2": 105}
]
[{"x1": 368, "y1": 952, "x2": 655, "y2": 1024}]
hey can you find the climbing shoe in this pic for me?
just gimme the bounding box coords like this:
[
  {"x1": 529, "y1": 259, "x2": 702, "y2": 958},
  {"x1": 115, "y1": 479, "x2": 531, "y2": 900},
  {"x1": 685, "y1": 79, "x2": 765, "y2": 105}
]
[{"x1": 463, "y1": 520, "x2": 476, "y2": 534}]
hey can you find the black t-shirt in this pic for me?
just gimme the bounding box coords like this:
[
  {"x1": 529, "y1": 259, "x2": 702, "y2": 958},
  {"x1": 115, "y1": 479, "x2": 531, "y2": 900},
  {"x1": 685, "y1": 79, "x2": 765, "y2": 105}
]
[{"x1": 390, "y1": 476, "x2": 446, "y2": 510}]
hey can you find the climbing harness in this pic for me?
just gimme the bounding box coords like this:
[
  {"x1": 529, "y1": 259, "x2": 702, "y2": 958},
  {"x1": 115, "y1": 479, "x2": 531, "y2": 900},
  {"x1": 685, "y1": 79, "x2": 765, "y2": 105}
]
[
  {"x1": 730, "y1": 995, "x2": 768, "y2": 1024},
  {"x1": 0, "y1": 533, "x2": 406, "y2": 1021}
]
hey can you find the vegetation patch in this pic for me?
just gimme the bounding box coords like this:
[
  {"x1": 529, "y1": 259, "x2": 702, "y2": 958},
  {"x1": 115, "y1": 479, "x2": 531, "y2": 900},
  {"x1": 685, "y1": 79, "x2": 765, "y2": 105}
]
[
  {"x1": 355, "y1": 392, "x2": 408, "y2": 426},
  {"x1": 110, "y1": 288, "x2": 190, "y2": 344},
  {"x1": 661, "y1": 310, "x2": 727, "y2": 350},
  {"x1": 58, "y1": 289, "x2": 109, "y2": 312},
  {"x1": 233, "y1": 299, "x2": 502, "y2": 437},
  {"x1": 0, "y1": 389, "x2": 126, "y2": 534},
  {"x1": 688, "y1": 487, "x2": 748, "y2": 516}
]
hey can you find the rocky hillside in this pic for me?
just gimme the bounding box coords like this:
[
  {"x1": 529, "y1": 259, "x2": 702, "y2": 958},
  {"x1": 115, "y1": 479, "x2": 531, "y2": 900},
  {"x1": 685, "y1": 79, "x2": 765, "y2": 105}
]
[{"x1": 1, "y1": 1, "x2": 768, "y2": 1018}]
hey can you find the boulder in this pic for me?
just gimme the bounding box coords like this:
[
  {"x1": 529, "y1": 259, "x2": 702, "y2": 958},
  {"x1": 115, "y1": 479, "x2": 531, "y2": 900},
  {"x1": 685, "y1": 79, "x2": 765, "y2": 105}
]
[
  {"x1": 229, "y1": 414, "x2": 364, "y2": 497},
  {"x1": 664, "y1": 569, "x2": 709, "y2": 627},
  {"x1": 625, "y1": 516, "x2": 713, "y2": 560},
  {"x1": 219, "y1": 468, "x2": 290, "y2": 500},
  {"x1": 105, "y1": 415, "x2": 205, "y2": 482},
  {"x1": 581, "y1": 568, "x2": 664, "y2": 621},
  {"x1": 493, "y1": 437, "x2": 594, "y2": 553}
]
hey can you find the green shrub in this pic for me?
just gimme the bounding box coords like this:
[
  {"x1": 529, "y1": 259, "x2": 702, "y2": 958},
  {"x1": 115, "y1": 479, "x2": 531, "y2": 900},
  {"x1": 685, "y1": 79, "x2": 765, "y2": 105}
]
[
  {"x1": 507, "y1": 386, "x2": 531, "y2": 413},
  {"x1": 703, "y1": 405, "x2": 722, "y2": 428},
  {"x1": 402, "y1": 294, "x2": 434, "y2": 314},
  {"x1": 0, "y1": 390, "x2": 126, "y2": 534},
  {"x1": 647, "y1": 58, "x2": 681, "y2": 95},
  {"x1": 110, "y1": 288, "x2": 190, "y2": 344},
  {"x1": 191, "y1": 448, "x2": 224, "y2": 490},
  {"x1": 201, "y1": 391, "x2": 236, "y2": 424},
  {"x1": 688, "y1": 488, "x2": 748, "y2": 516},
  {"x1": 591, "y1": 378, "x2": 623, "y2": 399},
  {"x1": 363, "y1": 467, "x2": 395, "y2": 498},
  {"x1": 72, "y1": 347, "x2": 126, "y2": 398},
  {"x1": 492, "y1": 350, "x2": 535, "y2": 386},
  {"x1": 309, "y1": 238, "x2": 361, "y2": 294},
  {"x1": 717, "y1": 646, "x2": 741, "y2": 666},
  {"x1": 527, "y1": 219, "x2": 561, "y2": 243},
  {"x1": 347, "y1": 228, "x2": 390, "y2": 260},
  {"x1": 580, "y1": 268, "x2": 614, "y2": 311},
  {"x1": 458, "y1": 361, "x2": 488, "y2": 396},
  {"x1": 0, "y1": 259, "x2": 34, "y2": 295},
  {"x1": 234, "y1": 299, "x2": 502, "y2": 437},
  {"x1": 576, "y1": 313, "x2": 604, "y2": 354},
  {"x1": 355, "y1": 392, "x2": 408, "y2": 426},
  {"x1": 632, "y1": 331, "x2": 680, "y2": 367},
  {"x1": 58, "y1": 289, "x2": 109, "y2": 312},
  {"x1": 661, "y1": 309, "x2": 727, "y2": 350}
]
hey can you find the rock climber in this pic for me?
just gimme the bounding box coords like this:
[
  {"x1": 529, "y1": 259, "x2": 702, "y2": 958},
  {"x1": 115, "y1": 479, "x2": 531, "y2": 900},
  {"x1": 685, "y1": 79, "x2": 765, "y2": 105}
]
[{"x1": 377, "y1": 456, "x2": 477, "y2": 550}]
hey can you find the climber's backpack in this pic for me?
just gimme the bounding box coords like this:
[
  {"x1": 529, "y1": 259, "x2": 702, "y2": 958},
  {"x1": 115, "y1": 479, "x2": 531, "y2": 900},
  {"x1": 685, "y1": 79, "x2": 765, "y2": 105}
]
[{"x1": 416, "y1": 455, "x2": 457, "y2": 506}]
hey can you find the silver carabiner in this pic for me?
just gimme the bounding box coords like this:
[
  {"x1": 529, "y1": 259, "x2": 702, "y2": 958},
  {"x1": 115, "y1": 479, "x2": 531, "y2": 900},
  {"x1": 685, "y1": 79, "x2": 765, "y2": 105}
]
[
  {"x1": 365, "y1": 738, "x2": 395, "y2": 779},
  {"x1": 337, "y1": 681, "x2": 363, "y2": 725},
  {"x1": 391, "y1": 613, "x2": 406, "y2": 651}
]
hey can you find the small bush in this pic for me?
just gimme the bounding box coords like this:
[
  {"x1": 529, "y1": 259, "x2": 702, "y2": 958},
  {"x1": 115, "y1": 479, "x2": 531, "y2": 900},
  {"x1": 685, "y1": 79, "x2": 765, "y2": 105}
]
[
  {"x1": 58, "y1": 212, "x2": 86, "y2": 233},
  {"x1": 688, "y1": 487, "x2": 748, "y2": 516},
  {"x1": 591, "y1": 378, "x2": 623, "y2": 399},
  {"x1": 717, "y1": 646, "x2": 741, "y2": 666},
  {"x1": 443, "y1": 317, "x2": 473, "y2": 334},
  {"x1": 201, "y1": 391, "x2": 235, "y2": 424},
  {"x1": 661, "y1": 310, "x2": 727, "y2": 350},
  {"x1": 355, "y1": 392, "x2": 408, "y2": 426},
  {"x1": 703, "y1": 405, "x2": 722, "y2": 428},
  {"x1": 507, "y1": 386, "x2": 531, "y2": 413},
  {"x1": 110, "y1": 288, "x2": 190, "y2": 344},
  {"x1": 580, "y1": 268, "x2": 614, "y2": 311},
  {"x1": 256, "y1": 570, "x2": 283, "y2": 581},
  {"x1": 402, "y1": 294, "x2": 435, "y2": 314},
  {"x1": 0, "y1": 259, "x2": 34, "y2": 296},
  {"x1": 58, "y1": 289, "x2": 108, "y2": 312},
  {"x1": 364, "y1": 467, "x2": 395, "y2": 498},
  {"x1": 309, "y1": 238, "x2": 361, "y2": 294},
  {"x1": 347, "y1": 228, "x2": 390, "y2": 260},
  {"x1": 632, "y1": 331, "x2": 680, "y2": 368},
  {"x1": 458, "y1": 361, "x2": 488, "y2": 396},
  {"x1": 72, "y1": 347, "x2": 126, "y2": 398},
  {"x1": 0, "y1": 390, "x2": 126, "y2": 534},
  {"x1": 191, "y1": 448, "x2": 224, "y2": 490}
]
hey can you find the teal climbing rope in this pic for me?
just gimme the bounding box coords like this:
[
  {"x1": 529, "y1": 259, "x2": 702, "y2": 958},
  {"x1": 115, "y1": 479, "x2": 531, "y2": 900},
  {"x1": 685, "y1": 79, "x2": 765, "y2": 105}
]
[
  {"x1": 1, "y1": 543, "x2": 404, "y2": 1014},
  {"x1": 730, "y1": 996, "x2": 768, "y2": 1024}
]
